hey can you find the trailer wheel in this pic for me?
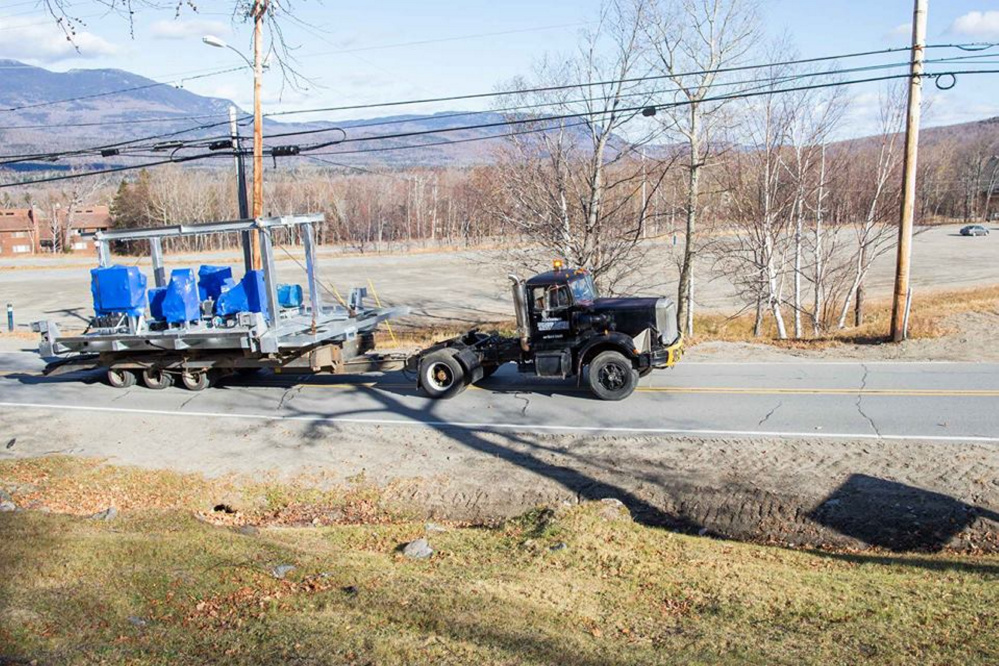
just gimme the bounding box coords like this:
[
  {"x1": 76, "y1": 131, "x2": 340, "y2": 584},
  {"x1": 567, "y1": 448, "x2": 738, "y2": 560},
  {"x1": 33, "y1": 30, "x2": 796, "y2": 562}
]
[
  {"x1": 420, "y1": 350, "x2": 467, "y2": 399},
  {"x1": 106, "y1": 368, "x2": 136, "y2": 389},
  {"x1": 588, "y1": 351, "x2": 638, "y2": 401},
  {"x1": 181, "y1": 369, "x2": 213, "y2": 391},
  {"x1": 142, "y1": 368, "x2": 174, "y2": 390}
]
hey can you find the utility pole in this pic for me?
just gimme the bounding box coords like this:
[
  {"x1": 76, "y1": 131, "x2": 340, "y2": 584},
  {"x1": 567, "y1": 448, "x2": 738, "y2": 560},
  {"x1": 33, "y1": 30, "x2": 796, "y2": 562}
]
[
  {"x1": 890, "y1": 0, "x2": 928, "y2": 342},
  {"x1": 229, "y1": 106, "x2": 249, "y2": 220},
  {"x1": 230, "y1": 105, "x2": 254, "y2": 273},
  {"x1": 250, "y1": 0, "x2": 268, "y2": 270}
]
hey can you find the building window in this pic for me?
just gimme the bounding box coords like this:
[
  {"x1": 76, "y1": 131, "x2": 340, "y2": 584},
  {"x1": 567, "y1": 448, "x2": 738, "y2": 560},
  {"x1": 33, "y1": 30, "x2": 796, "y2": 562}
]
[
  {"x1": 12, "y1": 245, "x2": 31, "y2": 253},
  {"x1": 12, "y1": 231, "x2": 26, "y2": 238},
  {"x1": 72, "y1": 241, "x2": 89, "y2": 250}
]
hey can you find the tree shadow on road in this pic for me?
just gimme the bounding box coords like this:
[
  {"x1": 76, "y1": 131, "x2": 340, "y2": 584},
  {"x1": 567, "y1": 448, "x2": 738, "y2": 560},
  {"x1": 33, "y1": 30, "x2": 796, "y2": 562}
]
[{"x1": 277, "y1": 383, "x2": 701, "y2": 531}]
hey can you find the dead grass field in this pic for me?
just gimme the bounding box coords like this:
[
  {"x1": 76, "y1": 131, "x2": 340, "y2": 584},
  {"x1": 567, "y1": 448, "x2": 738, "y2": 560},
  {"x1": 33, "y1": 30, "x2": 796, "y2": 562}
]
[{"x1": 1, "y1": 457, "x2": 998, "y2": 666}]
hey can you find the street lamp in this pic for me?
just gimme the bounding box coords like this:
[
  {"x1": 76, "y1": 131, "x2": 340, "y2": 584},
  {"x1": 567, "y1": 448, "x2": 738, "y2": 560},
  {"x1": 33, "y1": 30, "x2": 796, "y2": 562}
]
[{"x1": 202, "y1": 24, "x2": 265, "y2": 270}]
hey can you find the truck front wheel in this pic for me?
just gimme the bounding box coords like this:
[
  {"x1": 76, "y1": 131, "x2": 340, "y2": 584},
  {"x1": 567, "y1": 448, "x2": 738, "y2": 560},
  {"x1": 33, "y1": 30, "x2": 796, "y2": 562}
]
[
  {"x1": 587, "y1": 351, "x2": 638, "y2": 401},
  {"x1": 420, "y1": 350, "x2": 467, "y2": 399}
]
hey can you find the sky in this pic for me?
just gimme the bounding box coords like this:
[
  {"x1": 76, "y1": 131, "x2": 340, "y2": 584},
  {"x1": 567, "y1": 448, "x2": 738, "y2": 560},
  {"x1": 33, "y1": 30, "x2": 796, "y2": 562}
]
[{"x1": 2, "y1": 0, "x2": 999, "y2": 135}]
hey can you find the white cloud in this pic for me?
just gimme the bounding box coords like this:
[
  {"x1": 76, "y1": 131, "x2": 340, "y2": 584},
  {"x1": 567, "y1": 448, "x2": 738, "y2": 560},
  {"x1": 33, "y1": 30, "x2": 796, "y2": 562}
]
[
  {"x1": 949, "y1": 10, "x2": 999, "y2": 39},
  {"x1": 0, "y1": 18, "x2": 118, "y2": 63},
  {"x1": 149, "y1": 19, "x2": 230, "y2": 41},
  {"x1": 887, "y1": 22, "x2": 911, "y2": 39}
]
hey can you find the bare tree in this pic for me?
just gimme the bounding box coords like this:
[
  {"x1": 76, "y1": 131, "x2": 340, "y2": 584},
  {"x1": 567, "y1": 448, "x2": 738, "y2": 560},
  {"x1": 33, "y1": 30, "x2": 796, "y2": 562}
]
[
  {"x1": 835, "y1": 86, "x2": 906, "y2": 329},
  {"x1": 490, "y1": 0, "x2": 675, "y2": 291},
  {"x1": 640, "y1": 0, "x2": 761, "y2": 335}
]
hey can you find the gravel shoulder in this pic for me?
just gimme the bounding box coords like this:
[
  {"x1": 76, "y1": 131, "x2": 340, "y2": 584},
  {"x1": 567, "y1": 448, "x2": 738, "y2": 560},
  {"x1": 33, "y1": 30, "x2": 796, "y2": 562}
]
[{"x1": 2, "y1": 403, "x2": 998, "y2": 552}]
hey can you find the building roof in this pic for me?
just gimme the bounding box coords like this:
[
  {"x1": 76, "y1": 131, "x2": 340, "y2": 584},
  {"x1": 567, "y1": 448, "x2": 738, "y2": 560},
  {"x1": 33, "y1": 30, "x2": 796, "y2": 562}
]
[
  {"x1": 0, "y1": 208, "x2": 35, "y2": 232},
  {"x1": 65, "y1": 205, "x2": 111, "y2": 230}
]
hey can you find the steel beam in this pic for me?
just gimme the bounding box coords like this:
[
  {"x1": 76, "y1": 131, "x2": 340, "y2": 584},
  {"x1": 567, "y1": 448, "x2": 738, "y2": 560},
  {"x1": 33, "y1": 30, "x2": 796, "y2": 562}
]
[
  {"x1": 301, "y1": 222, "x2": 323, "y2": 323},
  {"x1": 90, "y1": 214, "x2": 324, "y2": 243},
  {"x1": 258, "y1": 228, "x2": 281, "y2": 327},
  {"x1": 149, "y1": 238, "x2": 166, "y2": 287}
]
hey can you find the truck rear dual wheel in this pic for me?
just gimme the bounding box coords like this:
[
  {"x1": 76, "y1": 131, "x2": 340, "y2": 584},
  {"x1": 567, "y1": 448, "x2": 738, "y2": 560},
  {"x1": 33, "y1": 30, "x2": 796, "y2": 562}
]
[
  {"x1": 106, "y1": 368, "x2": 137, "y2": 389},
  {"x1": 142, "y1": 368, "x2": 174, "y2": 390},
  {"x1": 588, "y1": 351, "x2": 638, "y2": 401},
  {"x1": 420, "y1": 350, "x2": 467, "y2": 399},
  {"x1": 180, "y1": 369, "x2": 214, "y2": 391}
]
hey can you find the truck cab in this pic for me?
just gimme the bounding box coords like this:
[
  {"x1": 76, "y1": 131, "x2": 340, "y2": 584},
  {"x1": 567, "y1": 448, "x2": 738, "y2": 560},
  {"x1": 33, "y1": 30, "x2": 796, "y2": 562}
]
[{"x1": 414, "y1": 262, "x2": 684, "y2": 401}]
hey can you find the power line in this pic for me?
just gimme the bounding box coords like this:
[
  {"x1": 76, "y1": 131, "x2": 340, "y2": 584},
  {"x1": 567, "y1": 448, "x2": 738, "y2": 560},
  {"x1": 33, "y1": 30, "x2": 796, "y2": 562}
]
[
  {"x1": 304, "y1": 67, "x2": 999, "y2": 158},
  {"x1": 266, "y1": 43, "x2": 996, "y2": 120},
  {"x1": 5, "y1": 63, "x2": 999, "y2": 187},
  {"x1": 0, "y1": 152, "x2": 218, "y2": 189}
]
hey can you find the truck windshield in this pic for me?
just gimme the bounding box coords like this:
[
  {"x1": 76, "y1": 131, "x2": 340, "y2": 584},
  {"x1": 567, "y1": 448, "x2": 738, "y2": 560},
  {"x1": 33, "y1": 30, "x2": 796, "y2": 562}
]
[{"x1": 569, "y1": 275, "x2": 597, "y2": 303}]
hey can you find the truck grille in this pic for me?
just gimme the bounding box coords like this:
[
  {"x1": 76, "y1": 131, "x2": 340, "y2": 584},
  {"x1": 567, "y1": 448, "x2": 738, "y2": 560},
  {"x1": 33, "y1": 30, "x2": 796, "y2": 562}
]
[{"x1": 655, "y1": 298, "x2": 679, "y2": 344}]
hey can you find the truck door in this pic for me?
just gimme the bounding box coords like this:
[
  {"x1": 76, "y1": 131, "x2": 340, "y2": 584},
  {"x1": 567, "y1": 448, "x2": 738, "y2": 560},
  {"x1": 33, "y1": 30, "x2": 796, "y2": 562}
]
[{"x1": 530, "y1": 284, "x2": 572, "y2": 344}]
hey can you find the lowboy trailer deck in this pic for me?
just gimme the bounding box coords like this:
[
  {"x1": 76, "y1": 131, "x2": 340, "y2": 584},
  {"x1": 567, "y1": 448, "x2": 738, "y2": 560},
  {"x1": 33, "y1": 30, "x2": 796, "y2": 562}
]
[{"x1": 34, "y1": 214, "x2": 409, "y2": 390}]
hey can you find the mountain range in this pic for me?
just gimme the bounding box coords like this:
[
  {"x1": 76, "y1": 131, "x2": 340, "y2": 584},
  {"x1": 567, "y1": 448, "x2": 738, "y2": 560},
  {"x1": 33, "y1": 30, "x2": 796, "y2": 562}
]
[
  {"x1": 0, "y1": 59, "x2": 516, "y2": 171},
  {"x1": 2, "y1": 59, "x2": 999, "y2": 175}
]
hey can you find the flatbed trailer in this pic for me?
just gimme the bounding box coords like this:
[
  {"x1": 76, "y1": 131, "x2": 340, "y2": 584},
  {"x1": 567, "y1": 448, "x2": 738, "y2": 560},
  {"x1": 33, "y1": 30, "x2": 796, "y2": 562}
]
[{"x1": 34, "y1": 214, "x2": 409, "y2": 390}]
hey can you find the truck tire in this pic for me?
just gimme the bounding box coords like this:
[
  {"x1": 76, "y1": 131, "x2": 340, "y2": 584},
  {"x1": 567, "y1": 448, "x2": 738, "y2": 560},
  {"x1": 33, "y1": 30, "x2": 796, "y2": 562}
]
[
  {"x1": 142, "y1": 368, "x2": 174, "y2": 390},
  {"x1": 420, "y1": 350, "x2": 467, "y2": 399},
  {"x1": 181, "y1": 369, "x2": 213, "y2": 391},
  {"x1": 587, "y1": 351, "x2": 638, "y2": 401},
  {"x1": 106, "y1": 368, "x2": 136, "y2": 389}
]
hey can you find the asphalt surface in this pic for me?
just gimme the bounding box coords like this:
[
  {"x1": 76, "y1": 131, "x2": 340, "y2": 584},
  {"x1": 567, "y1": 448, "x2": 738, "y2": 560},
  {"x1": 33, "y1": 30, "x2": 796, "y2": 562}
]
[{"x1": 1, "y1": 351, "x2": 997, "y2": 442}]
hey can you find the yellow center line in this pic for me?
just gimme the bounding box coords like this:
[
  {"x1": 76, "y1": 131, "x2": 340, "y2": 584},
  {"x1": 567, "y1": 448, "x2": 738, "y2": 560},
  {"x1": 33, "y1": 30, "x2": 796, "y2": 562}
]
[
  {"x1": 5, "y1": 372, "x2": 998, "y2": 397},
  {"x1": 277, "y1": 382, "x2": 999, "y2": 397}
]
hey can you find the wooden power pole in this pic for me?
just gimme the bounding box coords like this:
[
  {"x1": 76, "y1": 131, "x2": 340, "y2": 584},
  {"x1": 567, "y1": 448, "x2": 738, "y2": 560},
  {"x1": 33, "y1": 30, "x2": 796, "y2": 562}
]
[
  {"x1": 890, "y1": 0, "x2": 928, "y2": 342},
  {"x1": 250, "y1": 0, "x2": 268, "y2": 270}
]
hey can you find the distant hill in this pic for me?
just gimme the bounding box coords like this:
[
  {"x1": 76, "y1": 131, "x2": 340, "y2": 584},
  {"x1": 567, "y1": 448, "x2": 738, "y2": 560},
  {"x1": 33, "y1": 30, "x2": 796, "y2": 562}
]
[
  {"x1": 2, "y1": 59, "x2": 997, "y2": 176},
  {"x1": 0, "y1": 59, "x2": 530, "y2": 171}
]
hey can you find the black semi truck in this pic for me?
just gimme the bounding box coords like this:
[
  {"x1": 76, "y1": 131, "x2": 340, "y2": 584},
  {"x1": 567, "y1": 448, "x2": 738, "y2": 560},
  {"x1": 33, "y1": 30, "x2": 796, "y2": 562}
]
[{"x1": 410, "y1": 263, "x2": 683, "y2": 401}]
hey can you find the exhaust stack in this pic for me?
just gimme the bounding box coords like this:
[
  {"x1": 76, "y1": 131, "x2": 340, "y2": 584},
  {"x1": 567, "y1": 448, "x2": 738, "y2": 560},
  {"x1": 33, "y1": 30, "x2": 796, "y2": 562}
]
[{"x1": 509, "y1": 274, "x2": 530, "y2": 352}]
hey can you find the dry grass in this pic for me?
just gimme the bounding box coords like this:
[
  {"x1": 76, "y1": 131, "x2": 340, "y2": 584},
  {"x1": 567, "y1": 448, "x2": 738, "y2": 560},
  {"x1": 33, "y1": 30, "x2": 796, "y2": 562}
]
[
  {"x1": 1, "y1": 456, "x2": 998, "y2": 665},
  {"x1": 666, "y1": 284, "x2": 999, "y2": 348}
]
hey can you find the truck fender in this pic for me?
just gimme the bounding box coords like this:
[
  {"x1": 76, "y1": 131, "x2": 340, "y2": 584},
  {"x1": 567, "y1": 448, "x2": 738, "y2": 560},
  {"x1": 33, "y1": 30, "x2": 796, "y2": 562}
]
[
  {"x1": 574, "y1": 333, "x2": 637, "y2": 378},
  {"x1": 416, "y1": 346, "x2": 484, "y2": 389}
]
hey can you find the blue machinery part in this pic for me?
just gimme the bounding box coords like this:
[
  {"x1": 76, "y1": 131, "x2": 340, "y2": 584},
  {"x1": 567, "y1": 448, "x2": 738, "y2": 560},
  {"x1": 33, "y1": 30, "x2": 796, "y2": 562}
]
[
  {"x1": 90, "y1": 265, "x2": 147, "y2": 317},
  {"x1": 197, "y1": 265, "x2": 233, "y2": 302},
  {"x1": 277, "y1": 284, "x2": 303, "y2": 309}
]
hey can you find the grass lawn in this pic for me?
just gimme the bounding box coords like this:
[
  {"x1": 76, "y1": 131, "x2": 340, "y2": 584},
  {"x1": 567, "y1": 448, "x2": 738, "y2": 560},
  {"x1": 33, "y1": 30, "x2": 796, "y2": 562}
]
[{"x1": 1, "y1": 457, "x2": 998, "y2": 665}]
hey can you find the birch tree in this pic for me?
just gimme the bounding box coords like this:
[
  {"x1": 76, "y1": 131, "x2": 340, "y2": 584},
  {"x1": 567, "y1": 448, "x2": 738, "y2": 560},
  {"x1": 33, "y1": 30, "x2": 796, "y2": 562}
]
[{"x1": 640, "y1": 0, "x2": 761, "y2": 336}]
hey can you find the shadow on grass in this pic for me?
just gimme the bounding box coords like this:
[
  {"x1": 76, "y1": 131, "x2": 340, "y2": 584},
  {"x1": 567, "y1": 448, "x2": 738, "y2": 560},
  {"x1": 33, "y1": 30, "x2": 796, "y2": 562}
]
[{"x1": 809, "y1": 473, "x2": 999, "y2": 553}]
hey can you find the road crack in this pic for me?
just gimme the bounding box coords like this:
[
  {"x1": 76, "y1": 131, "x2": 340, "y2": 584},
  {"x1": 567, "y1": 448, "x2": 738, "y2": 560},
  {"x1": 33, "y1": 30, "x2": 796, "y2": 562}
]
[
  {"x1": 277, "y1": 385, "x2": 303, "y2": 410},
  {"x1": 178, "y1": 393, "x2": 199, "y2": 410},
  {"x1": 855, "y1": 363, "x2": 882, "y2": 438},
  {"x1": 758, "y1": 401, "x2": 782, "y2": 426},
  {"x1": 513, "y1": 392, "x2": 530, "y2": 416}
]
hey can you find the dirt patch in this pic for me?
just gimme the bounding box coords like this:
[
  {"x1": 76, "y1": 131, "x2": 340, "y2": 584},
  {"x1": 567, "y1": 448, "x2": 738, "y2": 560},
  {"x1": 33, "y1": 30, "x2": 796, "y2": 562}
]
[{"x1": 3, "y1": 414, "x2": 999, "y2": 553}]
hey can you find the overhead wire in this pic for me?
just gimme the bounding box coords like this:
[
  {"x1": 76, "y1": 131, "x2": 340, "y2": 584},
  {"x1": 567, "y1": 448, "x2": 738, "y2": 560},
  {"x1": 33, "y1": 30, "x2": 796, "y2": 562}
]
[{"x1": 3, "y1": 47, "x2": 999, "y2": 186}]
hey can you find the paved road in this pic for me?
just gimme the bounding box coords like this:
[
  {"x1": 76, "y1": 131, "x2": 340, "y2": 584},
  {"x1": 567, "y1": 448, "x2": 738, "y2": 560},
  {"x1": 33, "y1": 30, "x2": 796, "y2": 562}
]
[{"x1": 1, "y1": 351, "x2": 997, "y2": 442}]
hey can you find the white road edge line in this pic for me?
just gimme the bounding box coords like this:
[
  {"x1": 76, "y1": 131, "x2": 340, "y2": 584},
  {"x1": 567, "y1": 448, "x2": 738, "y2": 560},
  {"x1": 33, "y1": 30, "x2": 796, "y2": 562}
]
[{"x1": 1, "y1": 400, "x2": 997, "y2": 444}]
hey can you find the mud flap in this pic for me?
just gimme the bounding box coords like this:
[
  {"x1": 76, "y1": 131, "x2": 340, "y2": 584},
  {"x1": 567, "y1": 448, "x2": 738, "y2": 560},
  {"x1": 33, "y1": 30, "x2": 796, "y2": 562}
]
[{"x1": 453, "y1": 347, "x2": 484, "y2": 384}]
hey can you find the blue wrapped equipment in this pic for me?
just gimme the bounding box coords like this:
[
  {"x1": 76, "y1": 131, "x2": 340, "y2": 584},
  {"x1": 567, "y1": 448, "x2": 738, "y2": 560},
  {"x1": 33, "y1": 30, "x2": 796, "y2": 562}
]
[
  {"x1": 215, "y1": 270, "x2": 269, "y2": 318},
  {"x1": 90, "y1": 265, "x2": 147, "y2": 317},
  {"x1": 159, "y1": 268, "x2": 200, "y2": 324},
  {"x1": 148, "y1": 287, "x2": 167, "y2": 320},
  {"x1": 277, "y1": 284, "x2": 303, "y2": 309},
  {"x1": 198, "y1": 265, "x2": 233, "y2": 302}
]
